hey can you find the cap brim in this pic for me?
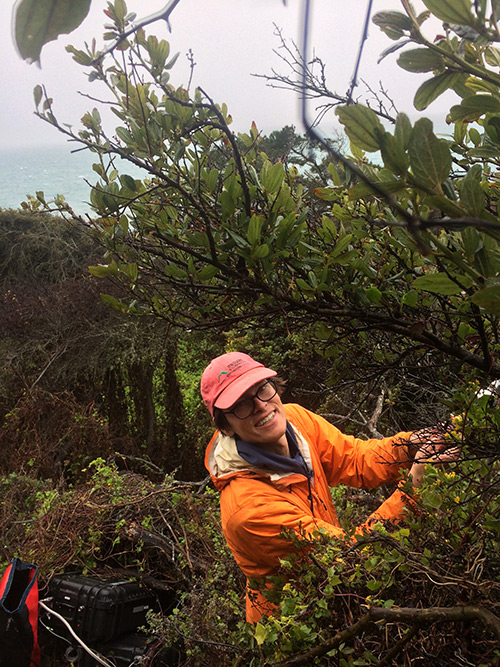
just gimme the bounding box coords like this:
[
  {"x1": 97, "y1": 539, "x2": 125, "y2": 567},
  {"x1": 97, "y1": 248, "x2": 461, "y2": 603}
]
[{"x1": 214, "y1": 367, "x2": 277, "y2": 410}]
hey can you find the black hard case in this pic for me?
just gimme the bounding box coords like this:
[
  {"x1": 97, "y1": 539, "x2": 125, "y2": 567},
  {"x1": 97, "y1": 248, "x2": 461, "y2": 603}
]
[
  {"x1": 79, "y1": 634, "x2": 180, "y2": 666},
  {"x1": 47, "y1": 575, "x2": 156, "y2": 643}
]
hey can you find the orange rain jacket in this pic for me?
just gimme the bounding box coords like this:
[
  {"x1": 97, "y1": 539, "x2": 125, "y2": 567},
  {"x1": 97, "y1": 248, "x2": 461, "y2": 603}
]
[{"x1": 204, "y1": 403, "x2": 413, "y2": 623}]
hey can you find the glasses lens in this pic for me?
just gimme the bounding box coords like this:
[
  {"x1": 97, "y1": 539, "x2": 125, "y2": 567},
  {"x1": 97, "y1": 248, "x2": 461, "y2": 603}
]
[
  {"x1": 257, "y1": 380, "x2": 277, "y2": 401},
  {"x1": 230, "y1": 381, "x2": 277, "y2": 419},
  {"x1": 232, "y1": 399, "x2": 254, "y2": 420}
]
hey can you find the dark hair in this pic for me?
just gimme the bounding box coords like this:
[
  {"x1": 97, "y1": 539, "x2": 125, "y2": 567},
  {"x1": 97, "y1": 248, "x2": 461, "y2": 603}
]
[{"x1": 213, "y1": 376, "x2": 286, "y2": 434}]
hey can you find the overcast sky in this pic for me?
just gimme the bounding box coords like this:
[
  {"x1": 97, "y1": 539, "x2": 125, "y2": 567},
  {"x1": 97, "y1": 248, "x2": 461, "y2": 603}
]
[{"x1": 1, "y1": 0, "x2": 447, "y2": 150}]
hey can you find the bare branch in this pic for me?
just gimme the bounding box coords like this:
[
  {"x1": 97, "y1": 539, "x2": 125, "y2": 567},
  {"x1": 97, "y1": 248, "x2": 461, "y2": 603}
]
[{"x1": 278, "y1": 604, "x2": 500, "y2": 665}]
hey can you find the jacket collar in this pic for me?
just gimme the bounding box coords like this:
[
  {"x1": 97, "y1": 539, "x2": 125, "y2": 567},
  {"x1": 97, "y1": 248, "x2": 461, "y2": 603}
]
[
  {"x1": 236, "y1": 422, "x2": 312, "y2": 478},
  {"x1": 207, "y1": 420, "x2": 314, "y2": 486}
]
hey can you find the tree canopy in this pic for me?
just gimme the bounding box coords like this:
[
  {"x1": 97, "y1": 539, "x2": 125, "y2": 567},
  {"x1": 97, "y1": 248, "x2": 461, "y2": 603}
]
[{"x1": 24, "y1": 0, "x2": 500, "y2": 388}]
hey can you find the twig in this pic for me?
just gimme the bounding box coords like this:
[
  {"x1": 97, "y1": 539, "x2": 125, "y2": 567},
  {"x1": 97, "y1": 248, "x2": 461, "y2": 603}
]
[
  {"x1": 91, "y1": 0, "x2": 183, "y2": 65},
  {"x1": 367, "y1": 389, "x2": 385, "y2": 437},
  {"x1": 377, "y1": 625, "x2": 419, "y2": 666},
  {"x1": 30, "y1": 345, "x2": 68, "y2": 390},
  {"x1": 277, "y1": 604, "x2": 500, "y2": 665}
]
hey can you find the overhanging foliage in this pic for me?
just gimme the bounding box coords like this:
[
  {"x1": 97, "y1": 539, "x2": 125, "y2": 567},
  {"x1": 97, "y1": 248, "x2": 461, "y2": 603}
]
[{"x1": 23, "y1": 0, "x2": 500, "y2": 384}]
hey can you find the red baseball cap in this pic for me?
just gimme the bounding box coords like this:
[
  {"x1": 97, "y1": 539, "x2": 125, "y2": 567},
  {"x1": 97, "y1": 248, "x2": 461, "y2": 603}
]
[{"x1": 200, "y1": 352, "x2": 276, "y2": 417}]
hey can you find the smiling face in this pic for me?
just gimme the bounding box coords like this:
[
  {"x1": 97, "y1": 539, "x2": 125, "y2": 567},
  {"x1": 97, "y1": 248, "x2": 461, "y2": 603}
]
[{"x1": 222, "y1": 380, "x2": 288, "y2": 453}]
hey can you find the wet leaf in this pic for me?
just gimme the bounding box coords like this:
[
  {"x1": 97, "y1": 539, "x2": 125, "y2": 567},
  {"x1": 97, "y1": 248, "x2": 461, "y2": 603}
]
[
  {"x1": 409, "y1": 118, "x2": 451, "y2": 191},
  {"x1": 449, "y1": 95, "x2": 500, "y2": 123},
  {"x1": 413, "y1": 272, "x2": 463, "y2": 295},
  {"x1": 414, "y1": 72, "x2": 465, "y2": 111},
  {"x1": 336, "y1": 105, "x2": 385, "y2": 153},
  {"x1": 470, "y1": 285, "x2": 500, "y2": 314},
  {"x1": 372, "y1": 11, "x2": 412, "y2": 40},
  {"x1": 14, "y1": 0, "x2": 91, "y2": 64},
  {"x1": 421, "y1": 0, "x2": 475, "y2": 26},
  {"x1": 397, "y1": 47, "x2": 444, "y2": 73}
]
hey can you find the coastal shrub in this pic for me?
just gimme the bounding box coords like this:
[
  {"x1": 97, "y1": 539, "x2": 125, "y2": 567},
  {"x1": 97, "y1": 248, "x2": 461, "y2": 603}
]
[{"x1": 243, "y1": 459, "x2": 500, "y2": 666}]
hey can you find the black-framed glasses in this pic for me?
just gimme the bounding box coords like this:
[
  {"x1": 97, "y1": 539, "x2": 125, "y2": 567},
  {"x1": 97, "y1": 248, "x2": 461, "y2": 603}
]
[{"x1": 224, "y1": 379, "x2": 278, "y2": 420}]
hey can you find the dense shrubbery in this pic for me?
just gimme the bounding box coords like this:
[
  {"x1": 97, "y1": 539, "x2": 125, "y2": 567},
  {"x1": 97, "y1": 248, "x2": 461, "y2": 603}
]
[
  {"x1": 1, "y1": 451, "x2": 498, "y2": 665},
  {"x1": 0, "y1": 459, "x2": 242, "y2": 665},
  {"x1": 1, "y1": 208, "x2": 499, "y2": 663},
  {"x1": 3, "y1": 0, "x2": 500, "y2": 663}
]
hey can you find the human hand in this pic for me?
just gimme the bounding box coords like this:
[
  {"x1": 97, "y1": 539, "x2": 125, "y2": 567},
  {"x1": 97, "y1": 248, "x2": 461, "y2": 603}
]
[
  {"x1": 408, "y1": 428, "x2": 461, "y2": 487},
  {"x1": 408, "y1": 426, "x2": 461, "y2": 461}
]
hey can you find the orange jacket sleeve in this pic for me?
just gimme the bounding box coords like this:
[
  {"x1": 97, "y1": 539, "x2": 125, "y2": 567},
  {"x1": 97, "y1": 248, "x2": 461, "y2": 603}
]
[{"x1": 286, "y1": 404, "x2": 413, "y2": 488}]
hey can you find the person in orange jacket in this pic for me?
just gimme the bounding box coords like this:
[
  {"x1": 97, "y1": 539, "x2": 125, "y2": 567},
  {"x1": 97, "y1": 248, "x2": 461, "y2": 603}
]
[{"x1": 201, "y1": 351, "x2": 460, "y2": 623}]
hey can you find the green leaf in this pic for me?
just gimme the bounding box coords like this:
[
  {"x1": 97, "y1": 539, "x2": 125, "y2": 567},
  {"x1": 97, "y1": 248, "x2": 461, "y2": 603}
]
[
  {"x1": 467, "y1": 146, "x2": 500, "y2": 159},
  {"x1": 470, "y1": 286, "x2": 500, "y2": 314},
  {"x1": 14, "y1": 0, "x2": 91, "y2": 63},
  {"x1": 314, "y1": 187, "x2": 338, "y2": 201},
  {"x1": 483, "y1": 518, "x2": 500, "y2": 535},
  {"x1": 348, "y1": 179, "x2": 406, "y2": 199},
  {"x1": 330, "y1": 234, "x2": 353, "y2": 257},
  {"x1": 226, "y1": 229, "x2": 249, "y2": 249},
  {"x1": 33, "y1": 85, "x2": 43, "y2": 109},
  {"x1": 449, "y1": 96, "x2": 500, "y2": 123},
  {"x1": 65, "y1": 45, "x2": 94, "y2": 66},
  {"x1": 118, "y1": 215, "x2": 129, "y2": 234},
  {"x1": 115, "y1": 127, "x2": 134, "y2": 146},
  {"x1": 459, "y1": 177, "x2": 486, "y2": 218},
  {"x1": 394, "y1": 113, "x2": 412, "y2": 152},
  {"x1": 251, "y1": 244, "x2": 269, "y2": 259},
  {"x1": 372, "y1": 11, "x2": 413, "y2": 40},
  {"x1": 474, "y1": 247, "x2": 500, "y2": 278},
  {"x1": 413, "y1": 272, "x2": 462, "y2": 295},
  {"x1": 321, "y1": 216, "x2": 337, "y2": 239},
  {"x1": 414, "y1": 73, "x2": 465, "y2": 111},
  {"x1": 261, "y1": 162, "x2": 284, "y2": 193},
  {"x1": 402, "y1": 290, "x2": 419, "y2": 307},
  {"x1": 379, "y1": 131, "x2": 409, "y2": 175},
  {"x1": 89, "y1": 264, "x2": 114, "y2": 278},
  {"x1": 114, "y1": 0, "x2": 127, "y2": 22},
  {"x1": 296, "y1": 278, "x2": 313, "y2": 292},
  {"x1": 247, "y1": 214, "x2": 264, "y2": 245},
  {"x1": 422, "y1": 489, "x2": 443, "y2": 509},
  {"x1": 328, "y1": 162, "x2": 341, "y2": 186},
  {"x1": 120, "y1": 174, "x2": 138, "y2": 191},
  {"x1": 366, "y1": 579, "x2": 382, "y2": 591},
  {"x1": 254, "y1": 622, "x2": 268, "y2": 646},
  {"x1": 100, "y1": 293, "x2": 127, "y2": 312},
  {"x1": 483, "y1": 115, "x2": 500, "y2": 145},
  {"x1": 461, "y1": 226, "x2": 482, "y2": 260},
  {"x1": 164, "y1": 264, "x2": 187, "y2": 279},
  {"x1": 205, "y1": 168, "x2": 219, "y2": 193},
  {"x1": 397, "y1": 48, "x2": 444, "y2": 73},
  {"x1": 408, "y1": 118, "x2": 451, "y2": 191},
  {"x1": 421, "y1": 0, "x2": 476, "y2": 25},
  {"x1": 198, "y1": 265, "x2": 218, "y2": 280},
  {"x1": 220, "y1": 191, "x2": 235, "y2": 219},
  {"x1": 336, "y1": 105, "x2": 385, "y2": 152},
  {"x1": 125, "y1": 263, "x2": 138, "y2": 283},
  {"x1": 365, "y1": 287, "x2": 382, "y2": 304},
  {"x1": 423, "y1": 195, "x2": 465, "y2": 218}
]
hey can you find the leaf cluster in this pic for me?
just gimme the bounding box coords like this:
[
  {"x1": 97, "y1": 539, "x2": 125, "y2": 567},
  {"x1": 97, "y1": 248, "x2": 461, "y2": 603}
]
[
  {"x1": 23, "y1": 1, "x2": 500, "y2": 399},
  {"x1": 240, "y1": 456, "x2": 500, "y2": 666}
]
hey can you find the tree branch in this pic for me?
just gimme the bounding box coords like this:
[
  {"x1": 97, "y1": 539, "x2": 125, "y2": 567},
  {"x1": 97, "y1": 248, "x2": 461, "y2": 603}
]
[
  {"x1": 91, "y1": 0, "x2": 183, "y2": 65},
  {"x1": 278, "y1": 604, "x2": 500, "y2": 665}
]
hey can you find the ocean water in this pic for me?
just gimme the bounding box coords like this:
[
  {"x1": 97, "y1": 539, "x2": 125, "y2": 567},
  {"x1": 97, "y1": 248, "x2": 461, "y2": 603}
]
[{"x1": 0, "y1": 144, "x2": 145, "y2": 216}]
